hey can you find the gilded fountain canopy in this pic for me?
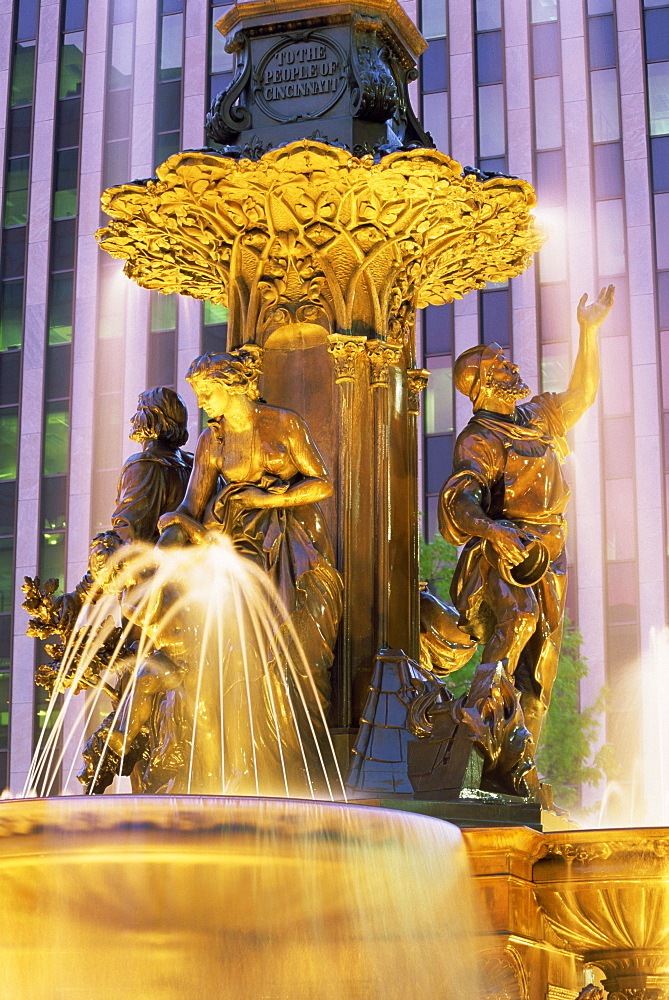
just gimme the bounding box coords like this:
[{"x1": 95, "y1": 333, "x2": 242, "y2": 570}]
[{"x1": 96, "y1": 141, "x2": 543, "y2": 351}]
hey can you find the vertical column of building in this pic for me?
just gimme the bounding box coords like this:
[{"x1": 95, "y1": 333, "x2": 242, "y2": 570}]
[
  {"x1": 448, "y1": 1, "x2": 478, "y2": 439},
  {"x1": 0, "y1": 0, "x2": 14, "y2": 791},
  {"x1": 9, "y1": 0, "x2": 59, "y2": 792},
  {"x1": 33, "y1": 0, "x2": 89, "y2": 790},
  {"x1": 585, "y1": 0, "x2": 642, "y2": 790},
  {"x1": 60, "y1": 0, "x2": 110, "y2": 791},
  {"x1": 175, "y1": 0, "x2": 207, "y2": 418},
  {"x1": 640, "y1": 0, "x2": 669, "y2": 813},
  {"x1": 475, "y1": 0, "x2": 513, "y2": 366},
  {"x1": 418, "y1": 1, "x2": 453, "y2": 541},
  {"x1": 504, "y1": 2, "x2": 538, "y2": 385},
  {"x1": 142, "y1": 0, "x2": 184, "y2": 416},
  {"x1": 531, "y1": 0, "x2": 570, "y2": 393},
  {"x1": 191, "y1": 1, "x2": 234, "y2": 440},
  {"x1": 555, "y1": 0, "x2": 602, "y2": 806},
  {"x1": 119, "y1": 0, "x2": 157, "y2": 456},
  {"x1": 2, "y1": 0, "x2": 39, "y2": 792},
  {"x1": 91, "y1": 0, "x2": 136, "y2": 532}
]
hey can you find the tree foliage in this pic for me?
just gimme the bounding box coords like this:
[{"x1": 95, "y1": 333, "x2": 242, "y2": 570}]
[{"x1": 419, "y1": 533, "x2": 610, "y2": 808}]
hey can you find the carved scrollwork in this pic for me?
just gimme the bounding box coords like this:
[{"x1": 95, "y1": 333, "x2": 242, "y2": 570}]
[
  {"x1": 205, "y1": 31, "x2": 252, "y2": 144},
  {"x1": 481, "y1": 947, "x2": 529, "y2": 1000},
  {"x1": 547, "y1": 838, "x2": 669, "y2": 863},
  {"x1": 366, "y1": 341, "x2": 402, "y2": 388},
  {"x1": 327, "y1": 333, "x2": 367, "y2": 383},
  {"x1": 97, "y1": 141, "x2": 543, "y2": 350},
  {"x1": 406, "y1": 368, "x2": 429, "y2": 414},
  {"x1": 608, "y1": 992, "x2": 669, "y2": 1000},
  {"x1": 350, "y1": 18, "x2": 399, "y2": 123}
]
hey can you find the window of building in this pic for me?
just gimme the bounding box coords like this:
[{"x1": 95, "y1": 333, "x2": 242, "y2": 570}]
[
  {"x1": 109, "y1": 21, "x2": 133, "y2": 89},
  {"x1": 10, "y1": 42, "x2": 35, "y2": 107},
  {"x1": 58, "y1": 32, "x2": 84, "y2": 99},
  {"x1": 160, "y1": 12, "x2": 184, "y2": 81},
  {"x1": 423, "y1": 303, "x2": 453, "y2": 356},
  {"x1": 648, "y1": 62, "x2": 669, "y2": 136},
  {"x1": 475, "y1": 0, "x2": 501, "y2": 31},
  {"x1": 534, "y1": 77, "x2": 562, "y2": 150},
  {"x1": 0, "y1": 409, "x2": 18, "y2": 480},
  {"x1": 531, "y1": 0, "x2": 557, "y2": 24},
  {"x1": 423, "y1": 359, "x2": 454, "y2": 436},
  {"x1": 478, "y1": 84, "x2": 505, "y2": 158},
  {"x1": 47, "y1": 271, "x2": 74, "y2": 344},
  {"x1": 480, "y1": 287, "x2": 510, "y2": 347},
  {"x1": 43, "y1": 402, "x2": 70, "y2": 477},
  {"x1": 0, "y1": 538, "x2": 14, "y2": 614},
  {"x1": 421, "y1": 3, "x2": 447, "y2": 40},
  {"x1": 588, "y1": 14, "x2": 617, "y2": 70},
  {"x1": 421, "y1": 38, "x2": 448, "y2": 93},
  {"x1": 644, "y1": 8, "x2": 669, "y2": 63},
  {"x1": 596, "y1": 199, "x2": 626, "y2": 275},
  {"x1": 593, "y1": 141, "x2": 623, "y2": 199},
  {"x1": 651, "y1": 135, "x2": 669, "y2": 191},
  {"x1": 4, "y1": 156, "x2": 29, "y2": 226},
  {"x1": 532, "y1": 21, "x2": 560, "y2": 78},
  {"x1": 476, "y1": 31, "x2": 503, "y2": 86},
  {"x1": 535, "y1": 149, "x2": 566, "y2": 205},
  {"x1": 15, "y1": 0, "x2": 39, "y2": 41},
  {"x1": 591, "y1": 67, "x2": 621, "y2": 141},
  {"x1": 425, "y1": 434, "x2": 453, "y2": 495}
]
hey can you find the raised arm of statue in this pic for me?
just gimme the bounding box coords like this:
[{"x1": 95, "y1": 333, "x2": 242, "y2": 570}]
[{"x1": 556, "y1": 284, "x2": 615, "y2": 431}]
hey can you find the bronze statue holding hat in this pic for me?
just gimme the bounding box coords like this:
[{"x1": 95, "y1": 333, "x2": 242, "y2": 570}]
[{"x1": 439, "y1": 286, "x2": 615, "y2": 753}]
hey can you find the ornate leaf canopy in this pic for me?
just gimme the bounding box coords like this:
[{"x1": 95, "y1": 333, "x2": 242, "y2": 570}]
[{"x1": 97, "y1": 141, "x2": 543, "y2": 347}]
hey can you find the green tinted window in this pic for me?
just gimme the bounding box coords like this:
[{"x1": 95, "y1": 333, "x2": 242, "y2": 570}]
[
  {"x1": 0, "y1": 671, "x2": 8, "y2": 752},
  {"x1": 53, "y1": 148, "x2": 79, "y2": 219},
  {"x1": 0, "y1": 538, "x2": 14, "y2": 614},
  {"x1": 43, "y1": 401, "x2": 70, "y2": 476},
  {"x1": 4, "y1": 157, "x2": 29, "y2": 226},
  {"x1": 0, "y1": 408, "x2": 18, "y2": 480},
  {"x1": 10, "y1": 42, "x2": 35, "y2": 107},
  {"x1": 59, "y1": 32, "x2": 84, "y2": 99},
  {"x1": 151, "y1": 292, "x2": 177, "y2": 331},
  {"x1": 0, "y1": 280, "x2": 24, "y2": 351},
  {"x1": 48, "y1": 271, "x2": 74, "y2": 344},
  {"x1": 154, "y1": 130, "x2": 180, "y2": 164},
  {"x1": 40, "y1": 530, "x2": 65, "y2": 590},
  {"x1": 203, "y1": 300, "x2": 228, "y2": 325}
]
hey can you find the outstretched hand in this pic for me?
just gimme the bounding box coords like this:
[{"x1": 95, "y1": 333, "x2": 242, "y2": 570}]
[{"x1": 577, "y1": 285, "x2": 615, "y2": 329}]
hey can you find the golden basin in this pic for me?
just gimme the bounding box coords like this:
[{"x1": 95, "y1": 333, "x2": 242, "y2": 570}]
[
  {"x1": 534, "y1": 827, "x2": 669, "y2": 996},
  {"x1": 0, "y1": 795, "x2": 484, "y2": 1000}
]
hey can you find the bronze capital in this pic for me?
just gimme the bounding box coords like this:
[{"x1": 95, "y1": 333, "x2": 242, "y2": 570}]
[{"x1": 327, "y1": 333, "x2": 368, "y2": 383}]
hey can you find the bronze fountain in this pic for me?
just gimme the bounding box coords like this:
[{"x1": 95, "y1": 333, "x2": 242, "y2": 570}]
[{"x1": 2, "y1": 3, "x2": 664, "y2": 999}]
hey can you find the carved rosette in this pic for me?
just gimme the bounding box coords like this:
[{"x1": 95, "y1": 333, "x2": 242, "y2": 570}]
[
  {"x1": 366, "y1": 341, "x2": 402, "y2": 388},
  {"x1": 96, "y1": 141, "x2": 544, "y2": 352},
  {"x1": 327, "y1": 333, "x2": 367, "y2": 383},
  {"x1": 406, "y1": 367, "x2": 429, "y2": 414}
]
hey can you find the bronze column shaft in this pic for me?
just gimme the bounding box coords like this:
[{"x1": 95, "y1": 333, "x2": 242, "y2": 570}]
[{"x1": 367, "y1": 341, "x2": 402, "y2": 653}]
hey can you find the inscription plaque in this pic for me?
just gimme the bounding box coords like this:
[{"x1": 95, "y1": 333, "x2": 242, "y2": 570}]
[{"x1": 255, "y1": 34, "x2": 347, "y2": 123}]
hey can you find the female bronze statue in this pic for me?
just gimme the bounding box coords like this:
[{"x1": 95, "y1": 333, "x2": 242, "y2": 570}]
[{"x1": 150, "y1": 346, "x2": 343, "y2": 795}]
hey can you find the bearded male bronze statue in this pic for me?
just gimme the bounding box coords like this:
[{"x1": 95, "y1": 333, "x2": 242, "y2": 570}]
[{"x1": 439, "y1": 286, "x2": 615, "y2": 766}]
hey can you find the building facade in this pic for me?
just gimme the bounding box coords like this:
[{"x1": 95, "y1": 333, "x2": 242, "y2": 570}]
[{"x1": 0, "y1": 0, "x2": 666, "y2": 811}]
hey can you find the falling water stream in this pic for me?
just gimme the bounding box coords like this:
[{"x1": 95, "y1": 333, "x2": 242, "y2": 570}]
[
  {"x1": 25, "y1": 534, "x2": 345, "y2": 801},
  {"x1": 5, "y1": 536, "x2": 489, "y2": 999}
]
